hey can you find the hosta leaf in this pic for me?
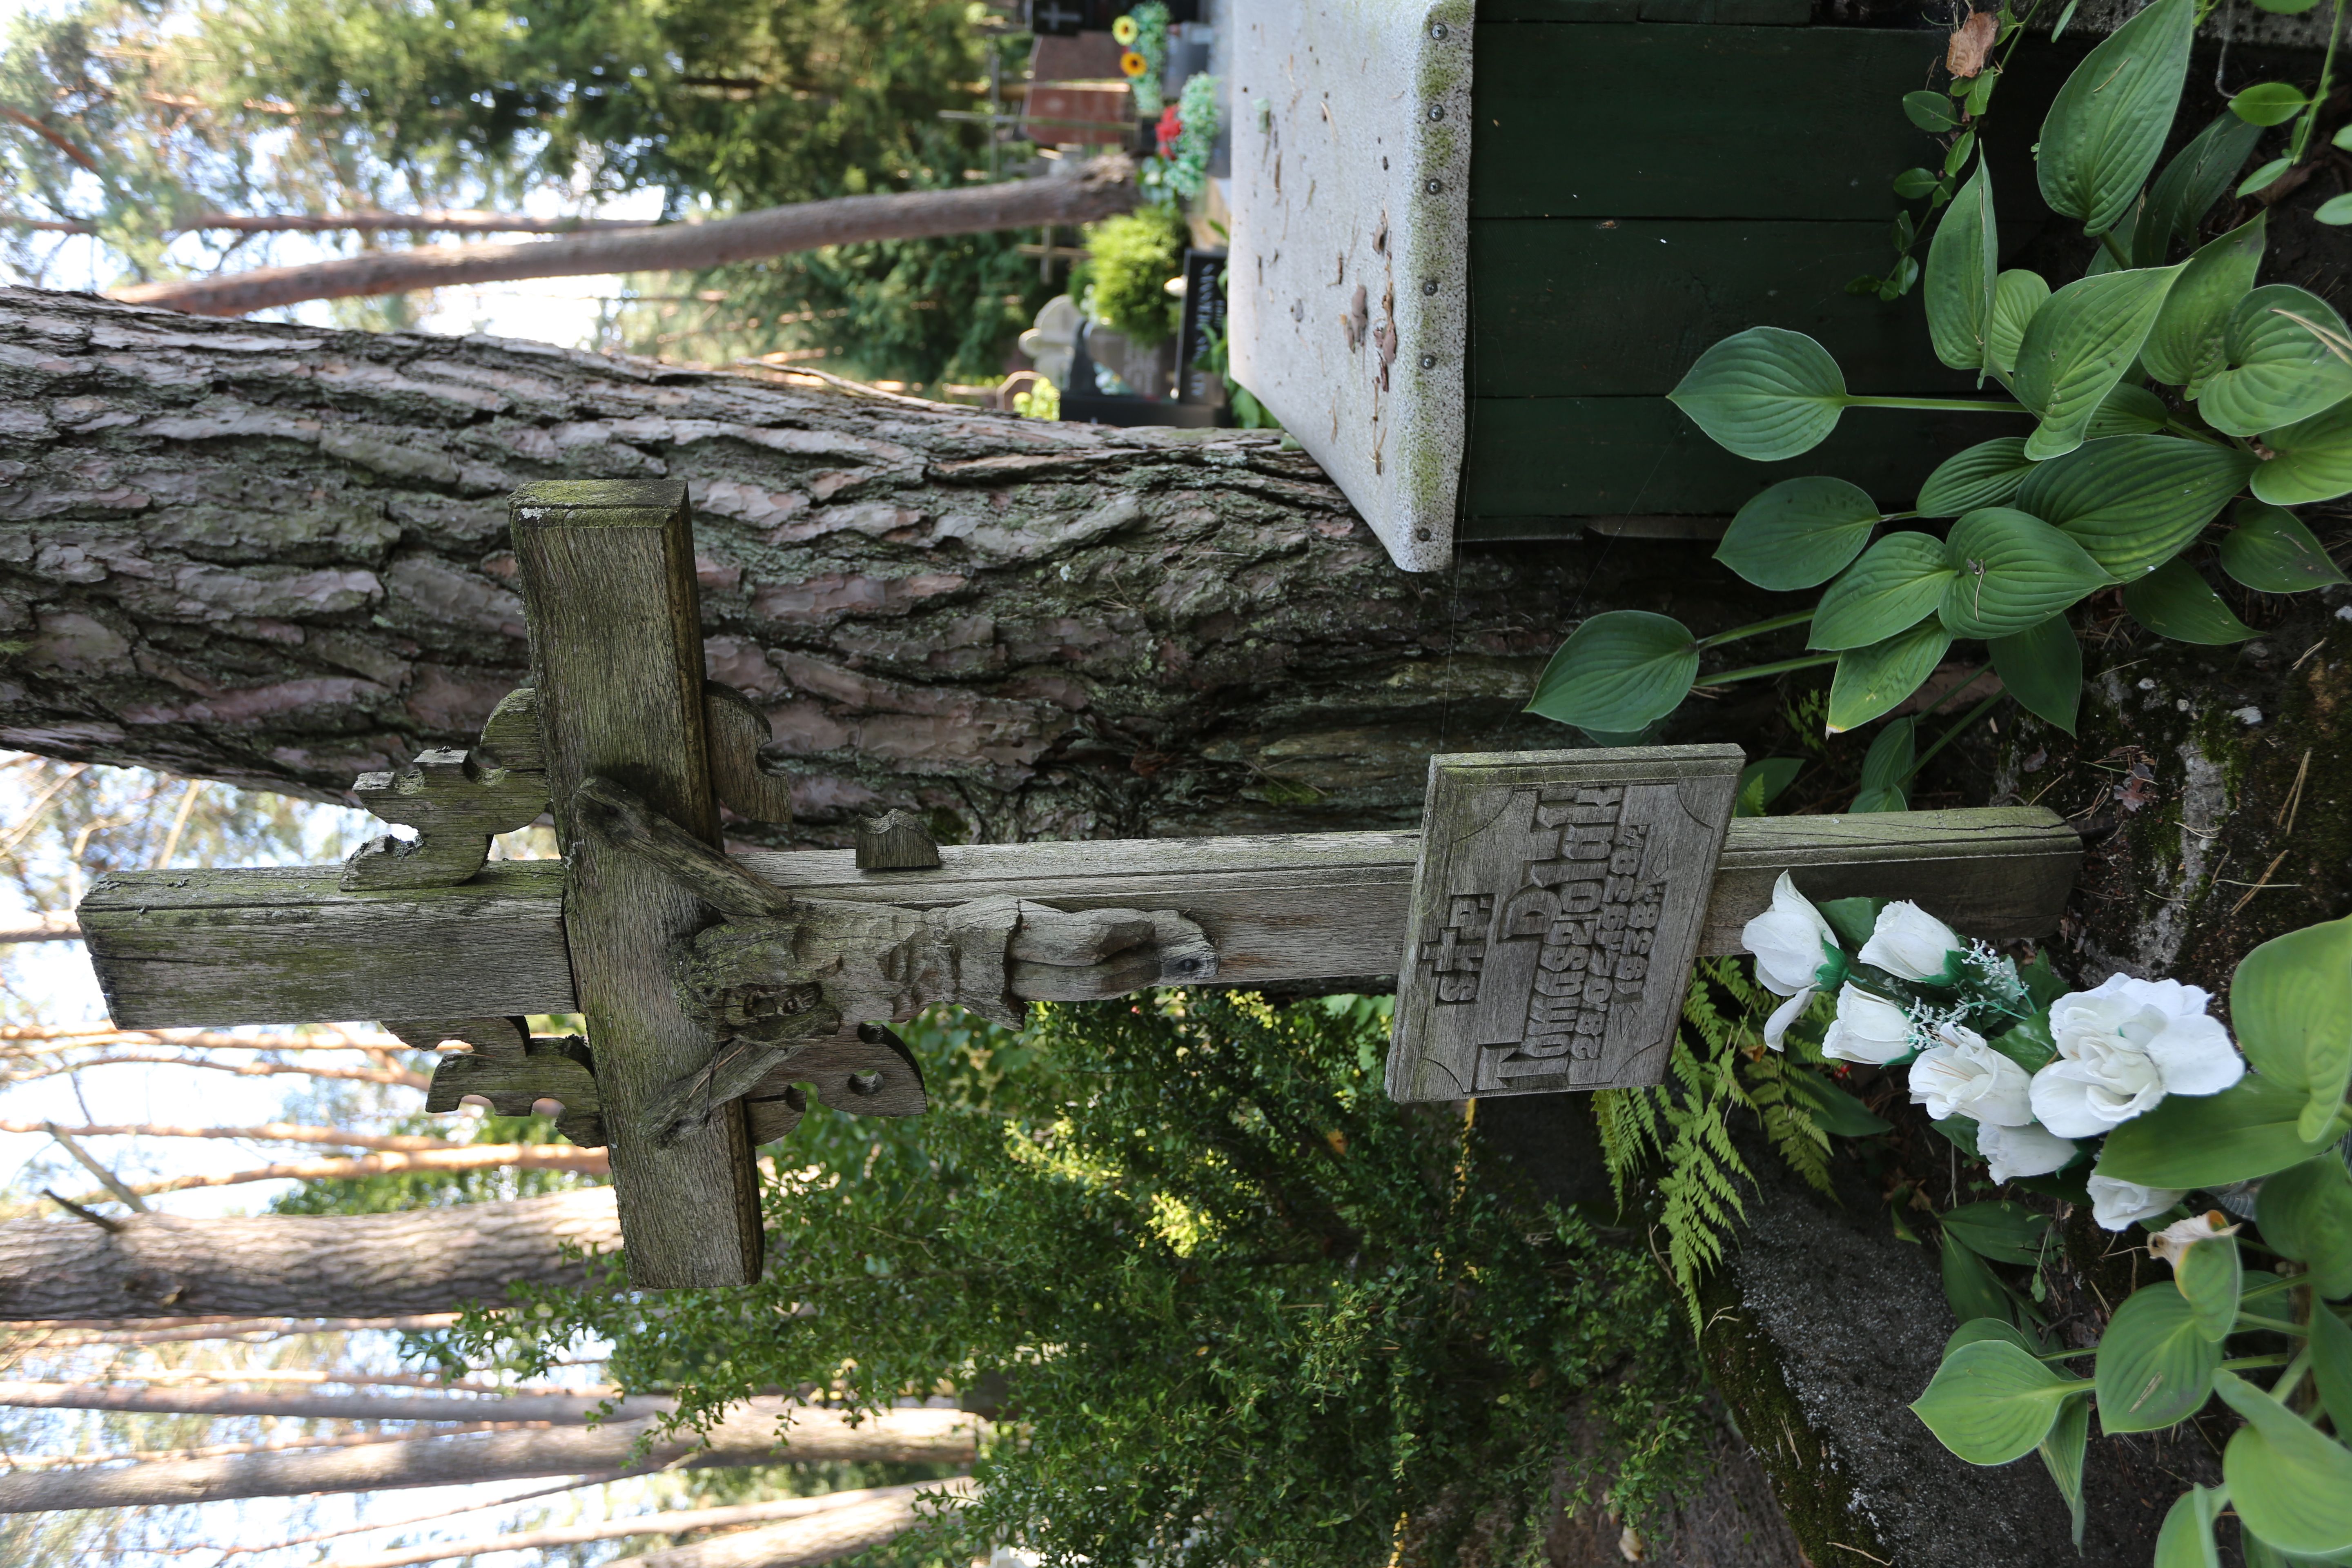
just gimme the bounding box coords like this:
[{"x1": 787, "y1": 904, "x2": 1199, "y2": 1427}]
[
  {"x1": 2200, "y1": 285, "x2": 2352, "y2": 436},
  {"x1": 2014, "y1": 267, "x2": 2183, "y2": 459},
  {"x1": 1527, "y1": 611, "x2": 1701, "y2": 732},
  {"x1": 1811, "y1": 532, "x2": 1955, "y2": 649},
  {"x1": 2312, "y1": 1299, "x2": 2352, "y2": 1431},
  {"x1": 2040, "y1": 1392, "x2": 2091, "y2": 1548},
  {"x1": 1947, "y1": 1316, "x2": 2040, "y2": 1359},
  {"x1": 2215, "y1": 1369, "x2": 2352, "y2": 1557},
  {"x1": 2089, "y1": 383, "x2": 2173, "y2": 436},
  {"x1": 1668, "y1": 327, "x2": 1849, "y2": 461},
  {"x1": 2094, "y1": 1282, "x2": 2222, "y2": 1432},
  {"x1": 2144, "y1": 214, "x2": 2268, "y2": 392},
  {"x1": 2253, "y1": 395, "x2": 2352, "y2": 505},
  {"x1": 1991, "y1": 270, "x2": 2051, "y2": 377},
  {"x1": 1717, "y1": 477, "x2": 1881, "y2": 590},
  {"x1": 1826, "y1": 620, "x2": 1953, "y2": 733},
  {"x1": 1910, "y1": 1339, "x2": 2083, "y2": 1465},
  {"x1": 1940, "y1": 508, "x2": 2112, "y2": 638},
  {"x1": 2013, "y1": 434, "x2": 2257, "y2": 577},
  {"x1": 1990, "y1": 614, "x2": 2084, "y2": 732},
  {"x1": 2037, "y1": 0, "x2": 2197, "y2": 235},
  {"x1": 2137, "y1": 114, "x2": 2267, "y2": 267},
  {"x1": 2230, "y1": 914, "x2": 2352, "y2": 1142},
  {"x1": 2176, "y1": 1234, "x2": 2242, "y2": 1341},
  {"x1": 2221, "y1": 501, "x2": 2352, "y2": 590},
  {"x1": 1944, "y1": 1199, "x2": 2051, "y2": 1264},
  {"x1": 2154, "y1": 1486, "x2": 2227, "y2": 1568},
  {"x1": 1928, "y1": 163, "x2": 2000, "y2": 372},
  {"x1": 2256, "y1": 1153, "x2": 2352, "y2": 1300},
  {"x1": 2125, "y1": 559, "x2": 2258, "y2": 643},
  {"x1": 1919, "y1": 437, "x2": 2037, "y2": 517},
  {"x1": 2099, "y1": 1074, "x2": 2345, "y2": 1188}
]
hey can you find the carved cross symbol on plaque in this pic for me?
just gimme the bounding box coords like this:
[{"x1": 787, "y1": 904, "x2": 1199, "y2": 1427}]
[{"x1": 76, "y1": 482, "x2": 2088, "y2": 1290}]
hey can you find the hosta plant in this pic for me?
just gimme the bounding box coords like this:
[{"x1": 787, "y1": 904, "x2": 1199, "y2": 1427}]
[
  {"x1": 1529, "y1": 0, "x2": 2350, "y2": 746},
  {"x1": 1742, "y1": 883, "x2": 2352, "y2": 1560}
]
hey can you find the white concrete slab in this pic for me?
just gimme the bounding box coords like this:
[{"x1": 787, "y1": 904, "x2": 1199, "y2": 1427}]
[{"x1": 1227, "y1": 0, "x2": 1474, "y2": 573}]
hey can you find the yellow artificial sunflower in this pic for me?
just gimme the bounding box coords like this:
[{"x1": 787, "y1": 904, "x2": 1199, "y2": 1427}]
[
  {"x1": 1120, "y1": 49, "x2": 1149, "y2": 77},
  {"x1": 1112, "y1": 14, "x2": 1140, "y2": 42}
]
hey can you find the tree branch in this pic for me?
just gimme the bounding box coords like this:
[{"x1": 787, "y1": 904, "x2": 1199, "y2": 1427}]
[
  {"x1": 2, "y1": 209, "x2": 666, "y2": 238},
  {"x1": 62, "y1": 1143, "x2": 608, "y2": 1206},
  {"x1": 0, "y1": 1118, "x2": 469, "y2": 1152},
  {"x1": 0, "y1": 1378, "x2": 669, "y2": 1424}
]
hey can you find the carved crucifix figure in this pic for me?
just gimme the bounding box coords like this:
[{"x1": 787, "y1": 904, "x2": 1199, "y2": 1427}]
[{"x1": 76, "y1": 480, "x2": 2087, "y2": 1290}]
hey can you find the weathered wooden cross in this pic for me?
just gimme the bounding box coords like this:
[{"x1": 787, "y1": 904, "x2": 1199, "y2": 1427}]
[{"x1": 75, "y1": 481, "x2": 2082, "y2": 1289}]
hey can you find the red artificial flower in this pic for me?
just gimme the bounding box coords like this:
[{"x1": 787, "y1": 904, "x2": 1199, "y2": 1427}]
[{"x1": 1155, "y1": 104, "x2": 1183, "y2": 157}]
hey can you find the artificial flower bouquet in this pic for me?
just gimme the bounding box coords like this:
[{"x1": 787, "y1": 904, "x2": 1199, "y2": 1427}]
[{"x1": 1743, "y1": 879, "x2": 2352, "y2": 1561}]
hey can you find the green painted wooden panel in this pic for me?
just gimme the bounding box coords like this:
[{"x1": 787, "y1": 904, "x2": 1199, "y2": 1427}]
[
  {"x1": 1471, "y1": 219, "x2": 1980, "y2": 397},
  {"x1": 1459, "y1": 396, "x2": 2031, "y2": 520},
  {"x1": 1470, "y1": 24, "x2": 1944, "y2": 219}
]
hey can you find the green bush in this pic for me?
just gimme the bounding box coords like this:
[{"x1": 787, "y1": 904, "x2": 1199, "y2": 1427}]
[
  {"x1": 453, "y1": 993, "x2": 1706, "y2": 1566},
  {"x1": 1076, "y1": 204, "x2": 1188, "y2": 345}
]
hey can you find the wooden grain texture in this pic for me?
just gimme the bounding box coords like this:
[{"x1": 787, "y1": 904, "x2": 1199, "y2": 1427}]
[
  {"x1": 1388, "y1": 747, "x2": 1745, "y2": 1101},
  {"x1": 342, "y1": 747, "x2": 549, "y2": 891},
  {"x1": 78, "y1": 862, "x2": 574, "y2": 1027},
  {"x1": 703, "y1": 680, "x2": 797, "y2": 827},
  {"x1": 510, "y1": 479, "x2": 761, "y2": 1290},
  {"x1": 475, "y1": 686, "x2": 545, "y2": 772},
  {"x1": 855, "y1": 809, "x2": 942, "y2": 871}
]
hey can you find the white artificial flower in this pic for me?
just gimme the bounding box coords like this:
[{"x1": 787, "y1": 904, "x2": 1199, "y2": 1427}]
[
  {"x1": 1742, "y1": 873, "x2": 1840, "y2": 997},
  {"x1": 1762, "y1": 989, "x2": 1814, "y2": 1052},
  {"x1": 2085, "y1": 1172, "x2": 2187, "y2": 1232},
  {"x1": 2028, "y1": 975, "x2": 2244, "y2": 1138},
  {"x1": 1858, "y1": 900, "x2": 1965, "y2": 982},
  {"x1": 1907, "y1": 1027, "x2": 2034, "y2": 1126},
  {"x1": 2149, "y1": 1210, "x2": 2239, "y2": 1270},
  {"x1": 1820, "y1": 984, "x2": 1914, "y2": 1065},
  {"x1": 1978, "y1": 1120, "x2": 2078, "y2": 1184}
]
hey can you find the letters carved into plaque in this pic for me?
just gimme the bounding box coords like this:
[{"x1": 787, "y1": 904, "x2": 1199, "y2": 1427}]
[{"x1": 1386, "y1": 746, "x2": 1744, "y2": 1100}]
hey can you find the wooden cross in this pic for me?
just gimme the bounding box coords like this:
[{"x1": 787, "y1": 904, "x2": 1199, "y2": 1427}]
[{"x1": 75, "y1": 481, "x2": 2082, "y2": 1289}]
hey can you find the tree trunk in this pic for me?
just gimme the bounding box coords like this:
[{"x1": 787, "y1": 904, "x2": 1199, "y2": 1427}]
[
  {"x1": 628, "y1": 1482, "x2": 969, "y2": 1568},
  {"x1": 73, "y1": 1144, "x2": 608, "y2": 1203},
  {"x1": 0, "y1": 285, "x2": 1779, "y2": 848},
  {"x1": 0, "y1": 1400, "x2": 980, "y2": 1511},
  {"x1": 0, "y1": 1187, "x2": 618, "y2": 1320},
  {"x1": 9, "y1": 211, "x2": 668, "y2": 239},
  {"x1": 0, "y1": 1379, "x2": 670, "y2": 1424},
  {"x1": 106, "y1": 163, "x2": 1137, "y2": 316}
]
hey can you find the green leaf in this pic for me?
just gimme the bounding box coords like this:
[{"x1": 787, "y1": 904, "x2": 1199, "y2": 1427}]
[
  {"x1": 1734, "y1": 756, "x2": 1804, "y2": 817},
  {"x1": 2039, "y1": 1393, "x2": 2091, "y2": 1549},
  {"x1": 2319, "y1": 192, "x2": 2352, "y2": 225},
  {"x1": 2013, "y1": 434, "x2": 2257, "y2": 578},
  {"x1": 2099, "y1": 1074, "x2": 2347, "y2": 1188},
  {"x1": 1940, "y1": 508, "x2": 2113, "y2": 638},
  {"x1": 1928, "y1": 163, "x2": 1999, "y2": 372},
  {"x1": 1947, "y1": 1316, "x2": 2041, "y2": 1358},
  {"x1": 1990, "y1": 270, "x2": 2051, "y2": 376},
  {"x1": 2232, "y1": 82, "x2": 2310, "y2": 126},
  {"x1": 2088, "y1": 383, "x2": 2172, "y2": 436},
  {"x1": 2253, "y1": 395, "x2": 2352, "y2": 505},
  {"x1": 2125, "y1": 559, "x2": 2258, "y2": 644},
  {"x1": 1853, "y1": 715, "x2": 1916, "y2": 812},
  {"x1": 2232, "y1": 915, "x2": 2352, "y2": 1143},
  {"x1": 2257, "y1": 1153, "x2": 2352, "y2": 1299},
  {"x1": 2095, "y1": 1281, "x2": 2223, "y2": 1432},
  {"x1": 1826, "y1": 620, "x2": 1953, "y2": 733},
  {"x1": 1895, "y1": 166, "x2": 1943, "y2": 200},
  {"x1": 2138, "y1": 114, "x2": 2268, "y2": 267},
  {"x1": 2255, "y1": 0, "x2": 2323, "y2": 11},
  {"x1": 1919, "y1": 437, "x2": 2037, "y2": 517},
  {"x1": 2239, "y1": 156, "x2": 2296, "y2": 199},
  {"x1": 1941, "y1": 1229, "x2": 2016, "y2": 1327},
  {"x1": 2154, "y1": 1486, "x2": 2228, "y2": 1568},
  {"x1": 2214, "y1": 1369, "x2": 2352, "y2": 1557},
  {"x1": 2036, "y1": 0, "x2": 2197, "y2": 235},
  {"x1": 2200, "y1": 285, "x2": 2352, "y2": 436},
  {"x1": 1811, "y1": 532, "x2": 1956, "y2": 649},
  {"x1": 2221, "y1": 500, "x2": 2352, "y2": 590},
  {"x1": 1910, "y1": 1337, "x2": 2084, "y2": 1465},
  {"x1": 1944, "y1": 1199, "x2": 2052, "y2": 1265},
  {"x1": 2019, "y1": 953, "x2": 2069, "y2": 1010},
  {"x1": 1816, "y1": 896, "x2": 1887, "y2": 951},
  {"x1": 1991, "y1": 1011, "x2": 2060, "y2": 1072},
  {"x1": 2311, "y1": 1300, "x2": 2352, "y2": 1430},
  {"x1": 1717, "y1": 477, "x2": 1881, "y2": 590},
  {"x1": 2176, "y1": 1233, "x2": 2243, "y2": 1341},
  {"x1": 1668, "y1": 328, "x2": 1850, "y2": 461},
  {"x1": 1785, "y1": 1068, "x2": 1893, "y2": 1135},
  {"x1": 1526, "y1": 611, "x2": 1701, "y2": 732},
  {"x1": 2013, "y1": 267, "x2": 2183, "y2": 459},
  {"x1": 1991, "y1": 614, "x2": 2084, "y2": 732},
  {"x1": 1906, "y1": 89, "x2": 1962, "y2": 131},
  {"x1": 2144, "y1": 215, "x2": 2267, "y2": 390}
]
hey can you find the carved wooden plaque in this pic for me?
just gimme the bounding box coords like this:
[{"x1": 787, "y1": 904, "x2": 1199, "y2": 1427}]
[{"x1": 1386, "y1": 745, "x2": 1745, "y2": 1101}]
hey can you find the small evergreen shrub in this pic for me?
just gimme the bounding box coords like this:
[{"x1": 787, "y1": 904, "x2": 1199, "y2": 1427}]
[{"x1": 1075, "y1": 204, "x2": 1188, "y2": 345}]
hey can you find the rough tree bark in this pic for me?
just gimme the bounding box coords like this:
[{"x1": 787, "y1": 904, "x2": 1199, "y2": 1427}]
[
  {"x1": 0, "y1": 1400, "x2": 980, "y2": 1511},
  {"x1": 107, "y1": 161, "x2": 1138, "y2": 317},
  {"x1": 0, "y1": 285, "x2": 1780, "y2": 848},
  {"x1": 0, "y1": 1187, "x2": 618, "y2": 1320}
]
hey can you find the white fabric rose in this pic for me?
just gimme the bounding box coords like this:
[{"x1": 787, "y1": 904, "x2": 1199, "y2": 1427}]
[
  {"x1": 1762, "y1": 990, "x2": 1815, "y2": 1051},
  {"x1": 1742, "y1": 874, "x2": 1843, "y2": 1052},
  {"x1": 1820, "y1": 984, "x2": 1914, "y2": 1065},
  {"x1": 2027, "y1": 975, "x2": 2244, "y2": 1138},
  {"x1": 1858, "y1": 900, "x2": 1964, "y2": 982},
  {"x1": 2085, "y1": 1172, "x2": 2187, "y2": 1232},
  {"x1": 1908, "y1": 1028, "x2": 2034, "y2": 1126},
  {"x1": 1977, "y1": 1120, "x2": 2078, "y2": 1184}
]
